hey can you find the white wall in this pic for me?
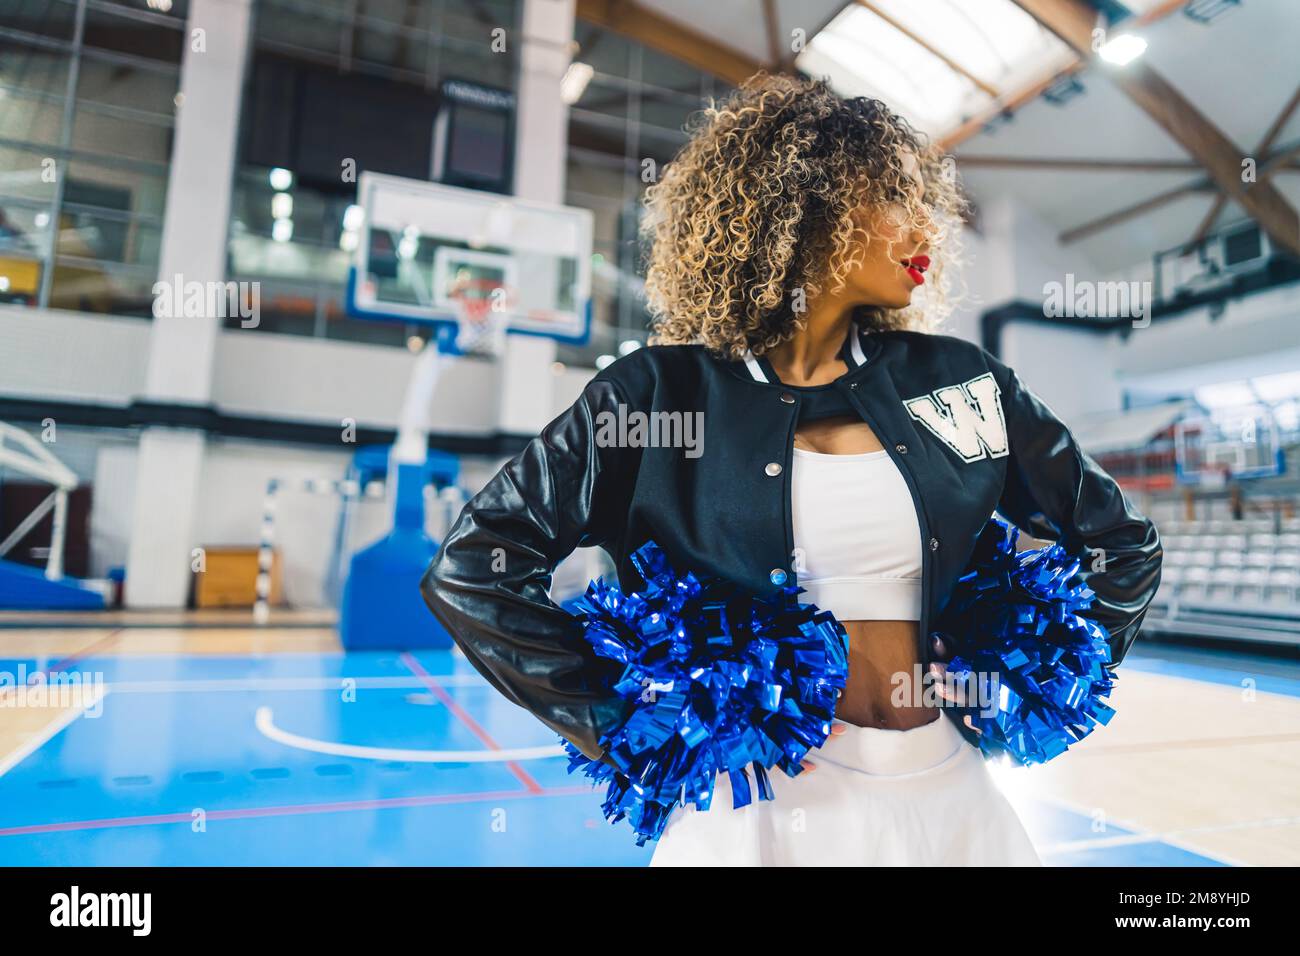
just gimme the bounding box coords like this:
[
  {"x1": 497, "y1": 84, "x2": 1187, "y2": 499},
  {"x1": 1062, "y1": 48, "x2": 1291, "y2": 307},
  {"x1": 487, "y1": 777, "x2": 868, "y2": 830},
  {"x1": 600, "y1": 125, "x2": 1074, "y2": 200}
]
[
  {"x1": 997, "y1": 222, "x2": 1300, "y2": 418},
  {"x1": 0, "y1": 303, "x2": 561, "y2": 434},
  {"x1": 194, "y1": 441, "x2": 378, "y2": 607},
  {"x1": 0, "y1": 306, "x2": 150, "y2": 404},
  {"x1": 213, "y1": 331, "x2": 501, "y2": 432},
  {"x1": 89, "y1": 441, "x2": 138, "y2": 580},
  {"x1": 1001, "y1": 324, "x2": 1121, "y2": 421},
  {"x1": 1113, "y1": 281, "x2": 1300, "y2": 385}
]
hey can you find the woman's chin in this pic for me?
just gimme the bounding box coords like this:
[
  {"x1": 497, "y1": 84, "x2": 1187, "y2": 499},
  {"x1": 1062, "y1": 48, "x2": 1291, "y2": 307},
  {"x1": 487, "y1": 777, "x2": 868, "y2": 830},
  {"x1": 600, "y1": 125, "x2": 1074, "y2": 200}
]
[
  {"x1": 850, "y1": 280, "x2": 917, "y2": 311},
  {"x1": 886, "y1": 287, "x2": 917, "y2": 309}
]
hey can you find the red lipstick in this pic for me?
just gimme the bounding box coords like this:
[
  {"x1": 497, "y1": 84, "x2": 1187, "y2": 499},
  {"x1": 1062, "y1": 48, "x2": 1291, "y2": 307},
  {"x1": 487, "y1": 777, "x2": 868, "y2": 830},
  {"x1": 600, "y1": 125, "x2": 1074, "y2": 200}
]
[{"x1": 901, "y1": 255, "x2": 929, "y2": 285}]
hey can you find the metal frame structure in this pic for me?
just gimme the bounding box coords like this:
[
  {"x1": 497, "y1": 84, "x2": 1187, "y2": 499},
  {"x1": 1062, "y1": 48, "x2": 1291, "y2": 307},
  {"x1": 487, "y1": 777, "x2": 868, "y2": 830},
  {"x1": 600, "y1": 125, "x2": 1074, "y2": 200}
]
[{"x1": 0, "y1": 421, "x2": 78, "y2": 581}]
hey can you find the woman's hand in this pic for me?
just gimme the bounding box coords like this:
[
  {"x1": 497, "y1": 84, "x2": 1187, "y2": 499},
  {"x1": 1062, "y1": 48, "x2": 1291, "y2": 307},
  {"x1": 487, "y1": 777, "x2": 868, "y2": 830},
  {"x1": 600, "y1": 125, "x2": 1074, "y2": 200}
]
[
  {"x1": 927, "y1": 634, "x2": 982, "y2": 737},
  {"x1": 799, "y1": 722, "x2": 848, "y2": 772}
]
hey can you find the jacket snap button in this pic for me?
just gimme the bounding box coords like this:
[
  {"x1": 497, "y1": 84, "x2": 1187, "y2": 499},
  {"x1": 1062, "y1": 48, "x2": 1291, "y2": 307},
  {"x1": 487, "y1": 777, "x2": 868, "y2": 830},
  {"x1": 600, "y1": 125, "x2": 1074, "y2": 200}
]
[
  {"x1": 765, "y1": 462, "x2": 782, "y2": 476},
  {"x1": 769, "y1": 568, "x2": 788, "y2": 585},
  {"x1": 930, "y1": 537, "x2": 940, "y2": 551},
  {"x1": 895, "y1": 443, "x2": 908, "y2": 454},
  {"x1": 779, "y1": 392, "x2": 795, "y2": 404}
]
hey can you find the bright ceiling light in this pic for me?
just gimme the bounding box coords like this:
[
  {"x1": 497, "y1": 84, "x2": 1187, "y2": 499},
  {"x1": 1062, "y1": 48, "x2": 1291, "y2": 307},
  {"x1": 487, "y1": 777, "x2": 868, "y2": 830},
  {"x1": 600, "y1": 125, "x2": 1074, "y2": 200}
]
[
  {"x1": 271, "y1": 192, "x2": 293, "y2": 220},
  {"x1": 560, "y1": 61, "x2": 594, "y2": 106},
  {"x1": 1098, "y1": 34, "x2": 1148, "y2": 66},
  {"x1": 794, "y1": 0, "x2": 1075, "y2": 137},
  {"x1": 1194, "y1": 381, "x2": 1256, "y2": 410},
  {"x1": 268, "y1": 167, "x2": 293, "y2": 191},
  {"x1": 1251, "y1": 370, "x2": 1300, "y2": 403}
]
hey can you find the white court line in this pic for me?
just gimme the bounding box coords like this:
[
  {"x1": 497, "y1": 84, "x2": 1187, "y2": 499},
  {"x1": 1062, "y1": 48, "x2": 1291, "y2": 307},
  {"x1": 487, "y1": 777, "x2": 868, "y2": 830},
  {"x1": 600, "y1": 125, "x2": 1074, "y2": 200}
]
[
  {"x1": 254, "y1": 706, "x2": 565, "y2": 763},
  {"x1": 1038, "y1": 814, "x2": 1298, "y2": 863},
  {"x1": 1029, "y1": 791, "x2": 1249, "y2": 866},
  {"x1": 98, "y1": 675, "x2": 489, "y2": 694},
  {"x1": 0, "y1": 684, "x2": 108, "y2": 779}
]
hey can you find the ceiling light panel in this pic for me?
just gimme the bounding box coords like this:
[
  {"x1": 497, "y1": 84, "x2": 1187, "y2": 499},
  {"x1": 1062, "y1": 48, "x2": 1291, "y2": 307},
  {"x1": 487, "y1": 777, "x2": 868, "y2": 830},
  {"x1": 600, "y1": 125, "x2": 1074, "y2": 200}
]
[{"x1": 796, "y1": 0, "x2": 1074, "y2": 136}]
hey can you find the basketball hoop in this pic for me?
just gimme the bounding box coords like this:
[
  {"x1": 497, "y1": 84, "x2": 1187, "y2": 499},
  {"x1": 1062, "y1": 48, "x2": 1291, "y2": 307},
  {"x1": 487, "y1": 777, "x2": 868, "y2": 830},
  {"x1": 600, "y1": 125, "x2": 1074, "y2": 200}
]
[{"x1": 447, "y1": 276, "x2": 510, "y2": 357}]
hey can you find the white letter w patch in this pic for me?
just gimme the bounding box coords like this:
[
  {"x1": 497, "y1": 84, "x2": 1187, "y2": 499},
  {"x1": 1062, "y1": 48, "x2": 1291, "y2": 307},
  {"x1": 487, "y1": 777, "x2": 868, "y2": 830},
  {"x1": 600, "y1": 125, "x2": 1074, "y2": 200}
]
[{"x1": 902, "y1": 373, "x2": 1009, "y2": 463}]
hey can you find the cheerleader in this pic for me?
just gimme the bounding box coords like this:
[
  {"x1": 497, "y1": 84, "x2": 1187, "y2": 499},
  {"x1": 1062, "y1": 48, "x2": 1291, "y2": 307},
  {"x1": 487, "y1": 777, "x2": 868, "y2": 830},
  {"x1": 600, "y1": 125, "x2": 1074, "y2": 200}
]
[{"x1": 422, "y1": 74, "x2": 1162, "y2": 866}]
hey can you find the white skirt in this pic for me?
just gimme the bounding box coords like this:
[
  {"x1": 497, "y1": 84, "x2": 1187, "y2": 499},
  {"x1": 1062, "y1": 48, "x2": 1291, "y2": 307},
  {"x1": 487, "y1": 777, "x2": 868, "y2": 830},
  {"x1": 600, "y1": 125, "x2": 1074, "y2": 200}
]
[{"x1": 650, "y1": 714, "x2": 1041, "y2": 867}]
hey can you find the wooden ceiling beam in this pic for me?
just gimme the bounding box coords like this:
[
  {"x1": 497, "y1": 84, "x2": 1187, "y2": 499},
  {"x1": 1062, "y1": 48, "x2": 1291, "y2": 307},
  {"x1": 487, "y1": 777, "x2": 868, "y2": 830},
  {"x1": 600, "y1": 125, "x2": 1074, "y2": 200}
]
[
  {"x1": 958, "y1": 155, "x2": 1300, "y2": 173},
  {"x1": 762, "y1": 0, "x2": 784, "y2": 70},
  {"x1": 1190, "y1": 84, "x2": 1300, "y2": 244},
  {"x1": 940, "y1": 2, "x2": 1186, "y2": 151},
  {"x1": 575, "y1": 0, "x2": 767, "y2": 86},
  {"x1": 1011, "y1": 0, "x2": 1300, "y2": 257},
  {"x1": 1061, "y1": 139, "x2": 1300, "y2": 245},
  {"x1": 940, "y1": 60, "x2": 1084, "y2": 150},
  {"x1": 1061, "y1": 181, "x2": 1204, "y2": 245},
  {"x1": 959, "y1": 156, "x2": 1202, "y2": 172},
  {"x1": 855, "y1": 0, "x2": 998, "y2": 98}
]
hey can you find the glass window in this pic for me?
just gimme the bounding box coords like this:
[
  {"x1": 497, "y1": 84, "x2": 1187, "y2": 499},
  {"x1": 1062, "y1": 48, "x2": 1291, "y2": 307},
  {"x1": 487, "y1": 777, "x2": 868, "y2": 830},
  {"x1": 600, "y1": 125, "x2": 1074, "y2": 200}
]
[
  {"x1": 0, "y1": 142, "x2": 61, "y2": 202},
  {"x1": 0, "y1": 0, "x2": 181, "y2": 315},
  {"x1": 76, "y1": 56, "x2": 181, "y2": 115},
  {"x1": 0, "y1": 196, "x2": 54, "y2": 307},
  {"x1": 82, "y1": 7, "x2": 184, "y2": 65},
  {"x1": 227, "y1": 0, "x2": 523, "y2": 346},
  {"x1": 560, "y1": 24, "x2": 729, "y2": 368},
  {"x1": 256, "y1": 0, "x2": 346, "y2": 57},
  {"x1": 70, "y1": 108, "x2": 174, "y2": 166},
  {"x1": 62, "y1": 156, "x2": 169, "y2": 219},
  {"x1": 0, "y1": 38, "x2": 72, "y2": 93},
  {"x1": 0, "y1": 87, "x2": 66, "y2": 148},
  {"x1": 0, "y1": 0, "x2": 80, "y2": 41},
  {"x1": 95, "y1": 0, "x2": 193, "y2": 18}
]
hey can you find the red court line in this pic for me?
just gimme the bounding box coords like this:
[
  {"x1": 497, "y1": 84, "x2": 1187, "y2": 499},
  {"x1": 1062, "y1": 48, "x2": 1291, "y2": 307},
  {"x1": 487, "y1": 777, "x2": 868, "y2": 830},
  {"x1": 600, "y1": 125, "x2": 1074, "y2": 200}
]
[
  {"x1": 0, "y1": 785, "x2": 594, "y2": 838},
  {"x1": 399, "y1": 651, "x2": 545, "y2": 794},
  {"x1": 0, "y1": 628, "x2": 121, "y2": 705},
  {"x1": 47, "y1": 629, "x2": 124, "y2": 674}
]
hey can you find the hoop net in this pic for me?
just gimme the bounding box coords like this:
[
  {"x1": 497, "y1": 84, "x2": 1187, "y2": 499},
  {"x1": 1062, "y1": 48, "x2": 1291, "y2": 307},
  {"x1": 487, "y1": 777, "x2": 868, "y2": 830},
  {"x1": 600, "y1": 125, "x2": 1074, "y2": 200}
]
[{"x1": 448, "y1": 277, "x2": 510, "y2": 357}]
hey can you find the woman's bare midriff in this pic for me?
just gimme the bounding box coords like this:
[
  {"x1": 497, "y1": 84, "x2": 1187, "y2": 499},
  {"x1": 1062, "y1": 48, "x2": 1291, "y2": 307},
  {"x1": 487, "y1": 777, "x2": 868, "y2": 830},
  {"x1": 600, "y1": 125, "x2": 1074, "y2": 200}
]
[
  {"x1": 794, "y1": 415, "x2": 939, "y2": 731},
  {"x1": 837, "y1": 620, "x2": 937, "y2": 729}
]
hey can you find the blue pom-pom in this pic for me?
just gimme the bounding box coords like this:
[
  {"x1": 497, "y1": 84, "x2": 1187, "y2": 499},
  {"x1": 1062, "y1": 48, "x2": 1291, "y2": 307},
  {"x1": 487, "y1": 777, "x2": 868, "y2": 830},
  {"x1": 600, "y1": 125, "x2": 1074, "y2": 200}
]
[
  {"x1": 934, "y1": 517, "x2": 1116, "y2": 766},
  {"x1": 562, "y1": 541, "x2": 848, "y2": 845}
]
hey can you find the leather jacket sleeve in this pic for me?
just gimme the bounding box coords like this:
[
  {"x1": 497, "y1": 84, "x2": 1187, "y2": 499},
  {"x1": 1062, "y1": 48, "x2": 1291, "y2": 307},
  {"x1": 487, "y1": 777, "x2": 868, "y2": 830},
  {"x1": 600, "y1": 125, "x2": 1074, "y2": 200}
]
[
  {"x1": 989, "y1": 357, "x2": 1163, "y2": 665},
  {"x1": 420, "y1": 376, "x2": 636, "y2": 763}
]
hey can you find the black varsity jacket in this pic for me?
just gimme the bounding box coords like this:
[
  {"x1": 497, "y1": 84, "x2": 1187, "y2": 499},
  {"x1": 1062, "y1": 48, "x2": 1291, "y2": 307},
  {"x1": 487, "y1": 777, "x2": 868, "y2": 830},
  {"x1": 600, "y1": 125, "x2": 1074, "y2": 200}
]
[{"x1": 420, "y1": 327, "x2": 1163, "y2": 763}]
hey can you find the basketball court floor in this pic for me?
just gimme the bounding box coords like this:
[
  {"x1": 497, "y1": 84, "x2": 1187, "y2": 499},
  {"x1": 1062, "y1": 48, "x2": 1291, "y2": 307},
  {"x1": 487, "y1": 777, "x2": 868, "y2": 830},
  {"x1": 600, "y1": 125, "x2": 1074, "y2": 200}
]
[{"x1": 0, "y1": 613, "x2": 1296, "y2": 866}]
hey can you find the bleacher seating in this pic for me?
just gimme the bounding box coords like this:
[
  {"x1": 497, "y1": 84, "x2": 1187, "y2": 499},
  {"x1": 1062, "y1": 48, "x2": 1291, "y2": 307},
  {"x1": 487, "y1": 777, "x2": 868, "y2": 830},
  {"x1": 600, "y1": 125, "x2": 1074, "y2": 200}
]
[{"x1": 1143, "y1": 516, "x2": 1300, "y2": 646}]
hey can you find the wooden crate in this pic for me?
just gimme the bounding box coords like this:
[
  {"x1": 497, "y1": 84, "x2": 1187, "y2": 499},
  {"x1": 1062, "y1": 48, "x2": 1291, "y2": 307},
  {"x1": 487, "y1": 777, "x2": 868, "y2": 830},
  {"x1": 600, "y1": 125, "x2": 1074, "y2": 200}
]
[{"x1": 195, "y1": 547, "x2": 283, "y2": 609}]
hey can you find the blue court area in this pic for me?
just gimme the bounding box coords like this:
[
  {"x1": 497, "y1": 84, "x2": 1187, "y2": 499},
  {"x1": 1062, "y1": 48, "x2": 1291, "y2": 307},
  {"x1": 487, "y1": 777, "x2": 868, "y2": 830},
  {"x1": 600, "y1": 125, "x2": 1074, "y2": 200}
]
[{"x1": 0, "y1": 648, "x2": 1233, "y2": 866}]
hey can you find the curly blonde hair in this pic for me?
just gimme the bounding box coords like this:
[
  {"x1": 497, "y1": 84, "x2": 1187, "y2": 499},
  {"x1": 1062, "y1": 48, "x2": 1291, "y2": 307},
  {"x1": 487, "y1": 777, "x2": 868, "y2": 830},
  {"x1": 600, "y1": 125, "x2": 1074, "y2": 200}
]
[{"x1": 642, "y1": 73, "x2": 966, "y2": 360}]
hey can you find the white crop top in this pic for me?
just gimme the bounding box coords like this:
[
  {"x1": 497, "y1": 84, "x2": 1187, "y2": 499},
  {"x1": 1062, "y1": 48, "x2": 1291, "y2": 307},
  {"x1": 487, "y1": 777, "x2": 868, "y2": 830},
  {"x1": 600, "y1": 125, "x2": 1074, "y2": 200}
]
[{"x1": 791, "y1": 447, "x2": 923, "y2": 621}]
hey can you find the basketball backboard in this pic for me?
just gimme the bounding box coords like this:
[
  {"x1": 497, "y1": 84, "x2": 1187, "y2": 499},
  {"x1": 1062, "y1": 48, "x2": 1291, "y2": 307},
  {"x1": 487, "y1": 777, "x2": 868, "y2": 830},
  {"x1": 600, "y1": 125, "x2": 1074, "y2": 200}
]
[
  {"x1": 345, "y1": 172, "x2": 593, "y2": 343},
  {"x1": 1175, "y1": 413, "x2": 1285, "y2": 485}
]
